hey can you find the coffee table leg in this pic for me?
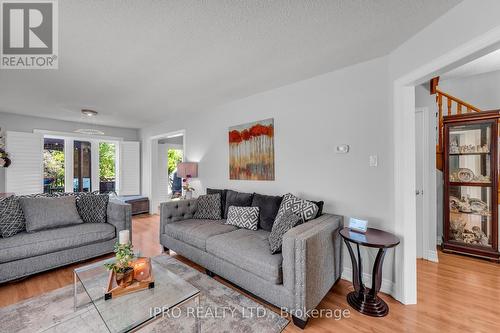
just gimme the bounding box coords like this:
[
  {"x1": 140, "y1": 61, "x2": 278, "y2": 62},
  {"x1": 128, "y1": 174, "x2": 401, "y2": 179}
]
[
  {"x1": 73, "y1": 271, "x2": 77, "y2": 311},
  {"x1": 194, "y1": 294, "x2": 201, "y2": 333}
]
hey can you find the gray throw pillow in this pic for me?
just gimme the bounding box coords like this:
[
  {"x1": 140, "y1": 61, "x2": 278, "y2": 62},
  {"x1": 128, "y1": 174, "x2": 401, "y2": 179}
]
[
  {"x1": 224, "y1": 190, "x2": 254, "y2": 218},
  {"x1": 0, "y1": 196, "x2": 26, "y2": 238},
  {"x1": 269, "y1": 210, "x2": 302, "y2": 254},
  {"x1": 194, "y1": 193, "x2": 221, "y2": 220},
  {"x1": 274, "y1": 193, "x2": 319, "y2": 224},
  {"x1": 226, "y1": 206, "x2": 259, "y2": 230},
  {"x1": 20, "y1": 196, "x2": 83, "y2": 232},
  {"x1": 77, "y1": 194, "x2": 109, "y2": 223}
]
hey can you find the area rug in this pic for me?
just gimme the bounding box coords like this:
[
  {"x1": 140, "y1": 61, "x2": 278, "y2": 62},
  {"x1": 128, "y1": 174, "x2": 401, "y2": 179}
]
[{"x1": 0, "y1": 255, "x2": 289, "y2": 332}]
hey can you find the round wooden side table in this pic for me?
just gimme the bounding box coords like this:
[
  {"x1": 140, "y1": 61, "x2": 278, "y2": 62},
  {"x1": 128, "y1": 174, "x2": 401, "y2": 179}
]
[{"x1": 339, "y1": 227, "x2": 400, "y2": 317}]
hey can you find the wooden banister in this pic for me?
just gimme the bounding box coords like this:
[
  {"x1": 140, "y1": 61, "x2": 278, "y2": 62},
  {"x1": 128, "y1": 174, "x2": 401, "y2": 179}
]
[
  {"x1": 435, "y1": 88, "x2": 481, "y2": 113},
  {"x1": 434, "y1": 87, "x2": 482, "y2": 170}
]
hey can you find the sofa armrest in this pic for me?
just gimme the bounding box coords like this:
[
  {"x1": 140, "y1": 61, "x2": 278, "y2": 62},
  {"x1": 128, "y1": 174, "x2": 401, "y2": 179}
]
[
  {"x1": 160, "y1": 199, "x2": 198, "y2": 232},
  {"x1": 281, "y1": 213, "x2": 343, "y2": 319},
  {"x1": 107, "y1": 199, "x2": 132, "y2": 239}
]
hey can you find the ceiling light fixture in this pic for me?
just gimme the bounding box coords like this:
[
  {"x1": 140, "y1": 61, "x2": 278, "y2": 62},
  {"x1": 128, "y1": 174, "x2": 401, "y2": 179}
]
[
  {"x1": 81, "y1": 109, "x2": 98, "y2": 117},
  {"x1": 75, "y1": 109, "x2": 105, "y2": 135}
]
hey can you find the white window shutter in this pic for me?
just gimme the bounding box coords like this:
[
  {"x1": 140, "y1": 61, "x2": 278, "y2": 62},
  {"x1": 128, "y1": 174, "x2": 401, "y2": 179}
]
[
  {"x1": 119, "y1": 141, "x2": 140, "y2": 195},
  {"x1": 5, "y1": 131, "x2": 43, "y2": 195}
]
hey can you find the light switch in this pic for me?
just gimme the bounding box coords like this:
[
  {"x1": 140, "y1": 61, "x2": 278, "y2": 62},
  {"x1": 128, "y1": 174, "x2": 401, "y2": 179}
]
[{"x1": 369, "y1": 155, "x2": 378, "y2": 167}]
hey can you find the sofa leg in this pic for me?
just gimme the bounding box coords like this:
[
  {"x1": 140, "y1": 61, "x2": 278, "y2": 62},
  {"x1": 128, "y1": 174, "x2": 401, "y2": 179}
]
[
  {"x1": 292, "y1": 316, "x2": 308, "y2": 329},
  {"x1": 205, "y1": 269, "x2": 215, "y2": 277},
  {"x1": 163, "y1": 246, "x2": 170, "y2": 254}
]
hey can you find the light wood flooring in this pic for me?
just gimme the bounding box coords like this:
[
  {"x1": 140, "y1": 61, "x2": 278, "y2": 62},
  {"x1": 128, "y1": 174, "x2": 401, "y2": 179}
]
[{"x1": 1, "y1": 214, "x2": 499, "y2": 332}]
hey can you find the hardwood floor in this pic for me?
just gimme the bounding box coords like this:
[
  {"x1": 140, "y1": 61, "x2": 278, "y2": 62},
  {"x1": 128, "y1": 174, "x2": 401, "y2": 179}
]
[{"x1": 1, "y1": 214, "x2": 499, "y2": 332}]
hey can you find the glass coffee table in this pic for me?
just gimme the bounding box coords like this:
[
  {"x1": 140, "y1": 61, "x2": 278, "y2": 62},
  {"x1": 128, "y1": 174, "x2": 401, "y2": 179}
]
[{"x1": 74, "y1": 256, "x2": 200, "y2": 333}]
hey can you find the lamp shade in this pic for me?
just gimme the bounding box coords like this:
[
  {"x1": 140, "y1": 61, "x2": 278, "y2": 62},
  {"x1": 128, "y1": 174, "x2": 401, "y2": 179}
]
[{"x1": 177, "y1": 162, "x2": 198, "y2": 178}]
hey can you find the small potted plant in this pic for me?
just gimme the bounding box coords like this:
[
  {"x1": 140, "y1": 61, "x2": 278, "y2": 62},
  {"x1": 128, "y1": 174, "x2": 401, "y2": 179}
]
[
  {"x1": 105, "y1": 242, "x2": 135, "y2": 287},
  {"x1": 182, "y1": 175, "x2": 195, "y2": 199}
]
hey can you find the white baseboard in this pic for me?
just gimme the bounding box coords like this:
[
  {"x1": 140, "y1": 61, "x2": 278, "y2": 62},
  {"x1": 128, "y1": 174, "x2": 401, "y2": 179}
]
[
  {"x1": 341, "y1": 266, "x2": 395, "y2": 296},
  {"x1": 426, "y1": 250, "x2": 439, "y2": 263}
]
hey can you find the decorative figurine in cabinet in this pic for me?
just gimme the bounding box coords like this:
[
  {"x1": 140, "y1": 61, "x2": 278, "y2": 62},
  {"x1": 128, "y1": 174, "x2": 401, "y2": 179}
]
[{"x1": 443, "y1": 110, "x2": 500, "y2": 261}]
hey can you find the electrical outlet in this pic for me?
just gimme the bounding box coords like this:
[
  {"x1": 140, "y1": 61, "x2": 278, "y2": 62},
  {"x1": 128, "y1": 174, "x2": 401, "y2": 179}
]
[{"x1": 369, "y1": 155, "x2": 378, "y2": 167}]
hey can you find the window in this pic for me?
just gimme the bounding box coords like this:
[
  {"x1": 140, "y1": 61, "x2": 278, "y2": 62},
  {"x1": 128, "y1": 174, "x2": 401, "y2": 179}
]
[
  {"x1": 43, "y1": 138, "x2": 65, "y2": 193},
  {"x1": 99, "y1": 142, "x2": 116, "y2": 193},
  {"x1": 168, "y1": 148, "x2": 183, "y2": 197},
  {"x1": 74, "y1": 141, "x2": 92, "y2": 192}
]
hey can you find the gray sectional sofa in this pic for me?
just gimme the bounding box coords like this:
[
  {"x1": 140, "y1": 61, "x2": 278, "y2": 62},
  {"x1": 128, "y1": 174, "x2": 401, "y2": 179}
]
[
  {"x1": 160, "y1": 198, "x2": 343, "y2": 328},
  {"x1": 0, "y1": 199, "x2": 131, "y2": 283}
]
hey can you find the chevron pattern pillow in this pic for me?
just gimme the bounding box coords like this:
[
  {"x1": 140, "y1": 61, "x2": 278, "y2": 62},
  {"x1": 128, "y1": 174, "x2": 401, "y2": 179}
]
[
  {"x1": 76, "y1": 194, "x2": 109, "y2": 223},
  {"x1": 0, "y1": 196, "x2": 26, "y2": 238},
  {"x1": 274, "y1": 193, "x2": 319, "y2": 223},
  {"x1": 194, "y1": 193, "x2": 221, "y2": 220},
  {"x1": 269, "y1": 210, "x2": 302, "y2": 254},
  {"x1": 226, "y1": 206, "x2": 259, "y2": 230}
]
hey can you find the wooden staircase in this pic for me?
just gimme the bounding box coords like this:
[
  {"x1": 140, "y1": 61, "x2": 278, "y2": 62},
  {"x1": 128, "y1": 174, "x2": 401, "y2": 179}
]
[{"x1": 431, "y1": 77, "x2": 482, "y2": 171}]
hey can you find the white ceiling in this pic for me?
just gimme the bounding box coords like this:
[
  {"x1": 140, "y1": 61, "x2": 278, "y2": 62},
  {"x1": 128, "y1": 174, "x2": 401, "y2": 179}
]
[
  {"x1": 0, "y1": 0, "x2": 461, "y2": 129},
  {"x1": 441, "y1": 48, "x2": 500, "y2": 80}
]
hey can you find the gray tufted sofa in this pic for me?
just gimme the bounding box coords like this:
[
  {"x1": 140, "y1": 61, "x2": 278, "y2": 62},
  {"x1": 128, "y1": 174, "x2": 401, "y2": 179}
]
[
  {"x1": 0, "y1": 199, "x2": 132, "y2": 283},
  {"x1": 160, "y1": 198, "x2": 343, "y2": 328}
]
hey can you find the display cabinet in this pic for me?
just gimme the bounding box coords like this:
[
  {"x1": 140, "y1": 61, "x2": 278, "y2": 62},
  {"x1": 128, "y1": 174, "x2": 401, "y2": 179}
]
[{"x1": 443, "y1": 110, "x2": 500, "y2": 261}]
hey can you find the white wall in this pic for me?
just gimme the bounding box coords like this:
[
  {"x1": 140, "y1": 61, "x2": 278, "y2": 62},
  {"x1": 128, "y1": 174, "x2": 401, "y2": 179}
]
[
  {"x1": 0, "y1": 111, "x2": 139, "y2": 192},
  {"x1": 141, "y1": 56, "x2": 397, "y2": 288},
  {"x1": 440, "y1": 70, "x2": 500, "y2": 110}
]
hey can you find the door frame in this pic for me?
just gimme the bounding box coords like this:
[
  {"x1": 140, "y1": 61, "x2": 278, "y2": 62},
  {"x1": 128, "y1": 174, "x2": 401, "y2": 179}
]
[
  {"x1": 393, "y1": 27, "x2": 500, "y2": 304},
  {"x1": 149, "y1": 130, "x2": 186, "y2": 214}
]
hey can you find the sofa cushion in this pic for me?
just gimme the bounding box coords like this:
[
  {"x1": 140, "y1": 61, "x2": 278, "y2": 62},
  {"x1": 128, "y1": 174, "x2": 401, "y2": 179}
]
[
  {"x1": 224, "y1": 190, "x2": 253, "y2": 218},
  {"x1": 206, "y1": 229, "x2": 283, "y2": 284},
  {"x1": 275, "y1": 193, "x2": 318, "y2": 224},
  {"x1": 269, "y1": 210, "x2": 302, "y2": 254},
  {"x1": 194, "y1": 193, "x2": 221, "y2": 220},
  {"x1": 20, "y1": 196, "x2": 83, "y2": 232},
  {"x1": 0, "y1": 223, "x2": 115, "y2": 263},
  {"x1": 226, "y1": 206, "x2": 259, "y2": 230},
  {"x1": 0, "y1": 196, "x2": 25, "y2": 238},
  {"x1": 77, "y1": 194, "x2": 109, "y2": 223},
  {"x1": 164, "y1": 219, "x2": 238, "y2": 251},
  {"x1": 206, "y1": 188, "x2": 227, "y2": 218},
  {"x1": 251, "y1": 193, "x2": 283, "y2": 231},
  {"x1": 311, "y1": 200, "x2": 324, "y2": 217}
]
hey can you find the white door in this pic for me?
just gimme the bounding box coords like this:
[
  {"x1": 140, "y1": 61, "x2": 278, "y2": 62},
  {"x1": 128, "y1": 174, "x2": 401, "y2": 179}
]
[{"x1": 415, "y1": 110, "x2": 425, "y2": 258}]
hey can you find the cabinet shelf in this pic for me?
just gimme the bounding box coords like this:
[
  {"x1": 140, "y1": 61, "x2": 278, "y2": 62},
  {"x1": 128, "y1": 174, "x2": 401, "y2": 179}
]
[
  {"x1": 448, "y1": 152, "x2": 490, "y2": 156},
  {"x1": 448, "y1": 181, "x2": 492, "y2": 187}
]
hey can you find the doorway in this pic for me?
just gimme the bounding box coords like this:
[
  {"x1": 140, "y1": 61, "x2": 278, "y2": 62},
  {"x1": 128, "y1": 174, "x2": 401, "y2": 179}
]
[{"x1": 150, "y1": 130, "x2": 186, "y2": 214}]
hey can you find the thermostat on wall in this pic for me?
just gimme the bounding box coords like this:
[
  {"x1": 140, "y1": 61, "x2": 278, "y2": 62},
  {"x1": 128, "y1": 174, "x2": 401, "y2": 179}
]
[{"x1": 336, "y1": 144, "x2": 349, "y2": 154}]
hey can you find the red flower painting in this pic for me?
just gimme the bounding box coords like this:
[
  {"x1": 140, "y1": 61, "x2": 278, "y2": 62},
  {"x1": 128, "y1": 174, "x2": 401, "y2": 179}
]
[{"x1": 228, "y1": 118, "x2": 275, "y2": 180}]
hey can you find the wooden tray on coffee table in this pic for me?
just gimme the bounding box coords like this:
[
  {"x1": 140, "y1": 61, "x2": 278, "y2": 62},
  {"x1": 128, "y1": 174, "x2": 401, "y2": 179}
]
[{"x1": 105, "y1": 258, "x2": 155, "y2": 300}]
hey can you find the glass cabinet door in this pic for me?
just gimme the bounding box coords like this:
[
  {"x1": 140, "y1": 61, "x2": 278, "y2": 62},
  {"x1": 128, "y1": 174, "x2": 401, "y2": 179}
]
[
  {"x1": 446, "y1": 122, "x2": 494, "y2": 249},
  {"x1": 448, "y1": 186, "x2": 492, "y2": 247}
]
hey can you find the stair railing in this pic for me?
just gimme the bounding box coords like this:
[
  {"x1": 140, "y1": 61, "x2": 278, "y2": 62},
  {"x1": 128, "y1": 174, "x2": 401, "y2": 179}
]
[{"x1": 435, "y1": 87, "x2": 482, "y2": 154}]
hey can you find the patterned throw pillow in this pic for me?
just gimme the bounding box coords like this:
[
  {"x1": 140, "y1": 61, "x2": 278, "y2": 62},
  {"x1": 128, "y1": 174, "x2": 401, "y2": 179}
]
[
  {"x1": 226, "y1": 206, "x2": 259, "y2": 230},
  {"x1": 194, "y1": 193, "x2": 221, "y2": 220},
  {"x1": 274, "y1": 193, "x2": 319, "y2": 224},
  {"x1": 76, "y1": 194, "x2": 109, "y2": 223},
  {"x1": 0, "y1": 196, "x2": 26, "y2": 238},
  {"x1": 268, "y1": 210, "x2": 302, "y2": 254}
]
